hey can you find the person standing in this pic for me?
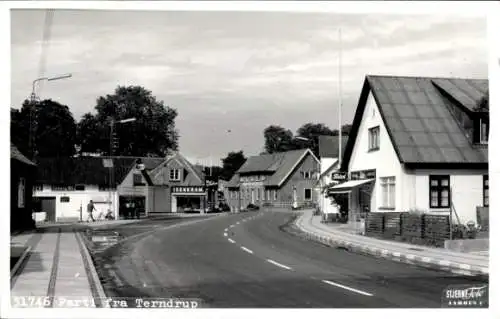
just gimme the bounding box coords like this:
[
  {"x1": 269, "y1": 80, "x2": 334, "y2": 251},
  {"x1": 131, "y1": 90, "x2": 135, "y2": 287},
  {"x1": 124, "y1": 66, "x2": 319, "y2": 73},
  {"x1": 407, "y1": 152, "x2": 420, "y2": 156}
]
[{"x1": 87, "y1": 200, "x2": 96, "y2": 222}]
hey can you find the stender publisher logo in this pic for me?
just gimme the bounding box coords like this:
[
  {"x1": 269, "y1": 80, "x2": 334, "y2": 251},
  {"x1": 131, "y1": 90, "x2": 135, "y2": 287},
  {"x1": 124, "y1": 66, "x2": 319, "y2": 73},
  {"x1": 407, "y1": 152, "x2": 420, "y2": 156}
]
[{"x1": 441, "y1": 284, "x2": 488, "y2": 308}]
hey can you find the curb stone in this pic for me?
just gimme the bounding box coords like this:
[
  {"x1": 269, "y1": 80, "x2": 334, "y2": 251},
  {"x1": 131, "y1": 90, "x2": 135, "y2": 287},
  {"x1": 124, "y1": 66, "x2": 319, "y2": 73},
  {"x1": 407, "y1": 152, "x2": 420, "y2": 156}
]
[
  {"x1": 10, "y1": 246, "x2": 32, "y2": 280},
  {"x1": 294, "y1": 217, "x2": 488, "y2": 277},
  {"x1": 75, "y1": 231, "x2": 109, "y2": 308}
]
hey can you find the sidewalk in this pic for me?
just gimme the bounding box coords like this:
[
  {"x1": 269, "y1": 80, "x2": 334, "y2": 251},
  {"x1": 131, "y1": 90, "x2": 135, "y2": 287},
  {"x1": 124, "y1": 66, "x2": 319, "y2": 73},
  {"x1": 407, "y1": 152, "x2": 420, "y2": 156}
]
[
  {"x1": 295, "y1": 209, "x2": 489, "y2": 277},
  {"x1": 10, "y1": 226, "x2": 107, "y2": 308}
]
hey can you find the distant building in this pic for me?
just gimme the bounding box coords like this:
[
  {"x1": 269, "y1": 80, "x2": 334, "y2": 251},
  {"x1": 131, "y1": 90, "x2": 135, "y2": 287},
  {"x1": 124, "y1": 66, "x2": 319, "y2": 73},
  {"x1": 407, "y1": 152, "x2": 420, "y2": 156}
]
[
  {"x1": 330, "y1": 75, "x2": 488, "y2": 227},
  {"x1": 316, "y1": 135, "x2": 348, "y2": 217},
  {"x1": 33, "y1": 156, "x2": 164, "y2": 221},
  {"x1": 11, "y1": 143, "x2": 37, "y2": 232},
  {"x1": 225, "y1": 149, "x2": 320, "y2": 212}
]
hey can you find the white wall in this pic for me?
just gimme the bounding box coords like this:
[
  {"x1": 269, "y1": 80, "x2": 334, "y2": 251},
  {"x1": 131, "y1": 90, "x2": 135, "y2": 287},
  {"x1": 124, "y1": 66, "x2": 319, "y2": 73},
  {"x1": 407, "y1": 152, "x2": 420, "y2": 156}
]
[
  {"x1": 348, "y1": 91, "x2": 405, "y2": 212},
  {"x1": 34, "y1": 184, "x2": 118, "y2": 221},
  {"x1": 412, "y1": 169, "x2": 487, "y2": 225},
  {"x1": 319, "y1": 157, "x2": 340, "y2": 215}
]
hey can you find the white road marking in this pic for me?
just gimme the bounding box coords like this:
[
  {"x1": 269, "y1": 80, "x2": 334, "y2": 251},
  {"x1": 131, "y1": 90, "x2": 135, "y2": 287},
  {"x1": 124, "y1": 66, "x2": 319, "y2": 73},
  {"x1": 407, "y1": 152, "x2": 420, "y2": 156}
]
[
  {"x1": 224, "y1": 228, "x2": 228, "y2": 232},
  {"x1": 236, "y1": 222, "x2": 240, "y2": 225},
  {"x1": 229, "y1": 225, "x2": 234, "y2": 228},
  {"x1": 224, "y1": 233, "x2": 228, "y2": 237},
  {"x1": 241, "y1": 247, "x2": 254, "y2": 254},
  {"x1": 266, "y1": 259, "x2": 292, "y2": 270},
  {"x1": 321, "y1": 280, "x2": 373, "y2": 297},
  {"x1": 228, "y1": 238, "x2": 236, "y2": 244}
]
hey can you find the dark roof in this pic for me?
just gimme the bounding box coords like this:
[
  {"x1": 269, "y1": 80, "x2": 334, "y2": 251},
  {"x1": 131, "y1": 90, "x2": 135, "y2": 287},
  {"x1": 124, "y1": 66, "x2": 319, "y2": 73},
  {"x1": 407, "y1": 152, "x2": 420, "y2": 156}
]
[
  {"x1": 318, "y1": 135, "x2": 349, "y2": 158},
  {"x1": 11, "y1": 143, "x2": 36, "y2": 166},
  {"x1": 35, "y1": 156, "x2": 164, "y2": 186},
  {"x1": 341, "y1": 75, "x2": 488, "y2": 171},
  {"x1": 149, "y1": 152, "x2": 204, "y2": 183},
  {"x1": 229, "y1": 149, "x2": 318, "y2": 188}
]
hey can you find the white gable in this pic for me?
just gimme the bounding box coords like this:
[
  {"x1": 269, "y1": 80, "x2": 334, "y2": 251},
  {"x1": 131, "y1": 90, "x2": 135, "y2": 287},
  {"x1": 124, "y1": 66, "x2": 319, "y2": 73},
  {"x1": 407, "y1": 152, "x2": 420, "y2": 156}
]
[{"x1": 348, "y1": 90, "x2": 407, "y2": 210}]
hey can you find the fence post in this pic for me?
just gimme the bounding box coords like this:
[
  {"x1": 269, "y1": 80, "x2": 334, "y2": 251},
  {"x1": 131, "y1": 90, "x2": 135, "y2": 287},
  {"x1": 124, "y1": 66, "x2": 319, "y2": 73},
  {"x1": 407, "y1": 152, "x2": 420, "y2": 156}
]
[
  {"x1": 381, "y1": 214, "x2": 386, "y2": 234},
  {"x1": 421, "y1": 213, "x2": 425, "y2": 240}
]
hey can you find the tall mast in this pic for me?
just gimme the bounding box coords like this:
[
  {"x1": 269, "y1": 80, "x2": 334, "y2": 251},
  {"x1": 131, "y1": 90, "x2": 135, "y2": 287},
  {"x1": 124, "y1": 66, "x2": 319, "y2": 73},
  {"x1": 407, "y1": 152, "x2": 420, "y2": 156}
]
[{"x1": 338, "y1": 27, "x2": 343, "y2": 169}]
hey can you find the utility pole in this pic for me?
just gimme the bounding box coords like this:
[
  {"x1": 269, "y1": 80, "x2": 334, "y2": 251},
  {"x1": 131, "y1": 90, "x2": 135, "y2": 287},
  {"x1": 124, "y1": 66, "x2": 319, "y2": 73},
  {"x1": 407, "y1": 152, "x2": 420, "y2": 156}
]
[{"x1": 109, "y1": 117, "x2": 115, "y2": 216}]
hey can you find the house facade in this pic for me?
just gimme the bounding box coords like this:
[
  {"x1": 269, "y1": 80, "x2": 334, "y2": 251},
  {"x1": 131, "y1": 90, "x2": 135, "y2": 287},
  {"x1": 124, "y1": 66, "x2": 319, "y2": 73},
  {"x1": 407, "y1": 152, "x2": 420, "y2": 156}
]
[
  {"x1": 317, "y1": 135, "x2": 348, "y2": 217},
  {"x1": 33, "y1": 156, "x2": 164, "y2": 222},
  {"x1": 11, "y1": 143, "x2": 37, "y2": 231},
  {"x1": 225, "y1": 149, "x2": 320, "y2": 212},
  {"x1": 329, "y1": 75, "x2": 489, "y2": 227},
  {"x1": 148, "y1": 152, "x2": 208, "y2": 213}
]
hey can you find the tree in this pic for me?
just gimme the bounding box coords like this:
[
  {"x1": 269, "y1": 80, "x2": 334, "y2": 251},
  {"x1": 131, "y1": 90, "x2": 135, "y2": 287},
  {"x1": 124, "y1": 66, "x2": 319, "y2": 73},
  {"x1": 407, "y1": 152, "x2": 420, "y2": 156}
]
[
  {"x1": 295, "y1": 123, "x2": 338, "y2": 157},
  {"x1": 263, "y1": 125, "x2": 295, "y2": 153},
  {"x1": 340, "y1": 123, "x2": 353, "y2": 136},
  {"x1": 11, "y1": 99, "x2": 77, "y2": 159},
  {"x1": 77, "y1": 85, "x2": 179, "y2": 157},
  {"x1": 221, "y1": 151, "x2": 247, "y2": 181}
]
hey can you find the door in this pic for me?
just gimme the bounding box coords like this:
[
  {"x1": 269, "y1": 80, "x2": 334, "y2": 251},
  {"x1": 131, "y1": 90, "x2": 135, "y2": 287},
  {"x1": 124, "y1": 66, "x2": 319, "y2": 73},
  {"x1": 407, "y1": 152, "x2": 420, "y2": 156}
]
[{"x1": 40, "y1": 198, "x2": 56, "y2": 222}]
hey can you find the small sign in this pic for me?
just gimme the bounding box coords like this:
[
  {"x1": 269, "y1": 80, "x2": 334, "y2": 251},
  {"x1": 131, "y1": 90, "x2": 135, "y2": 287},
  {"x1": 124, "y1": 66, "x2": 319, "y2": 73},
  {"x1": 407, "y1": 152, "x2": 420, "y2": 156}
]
[
  {"x1": 332, "y1": 172, "x2": 348, "y2": 181},
  {"x1": 350, "y1": 169, "x2": 376, "y2": 180},
  {"x1": 172, "y1": 186, "x2": 204, "y2": 193}
]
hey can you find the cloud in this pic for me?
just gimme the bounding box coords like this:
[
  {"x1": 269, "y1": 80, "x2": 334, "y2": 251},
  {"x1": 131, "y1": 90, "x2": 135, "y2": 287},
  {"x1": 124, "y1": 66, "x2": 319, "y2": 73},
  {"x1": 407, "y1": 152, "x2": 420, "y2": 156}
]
[{"x1": 10, "y1": 10, "x2": 488, "y2": 163}]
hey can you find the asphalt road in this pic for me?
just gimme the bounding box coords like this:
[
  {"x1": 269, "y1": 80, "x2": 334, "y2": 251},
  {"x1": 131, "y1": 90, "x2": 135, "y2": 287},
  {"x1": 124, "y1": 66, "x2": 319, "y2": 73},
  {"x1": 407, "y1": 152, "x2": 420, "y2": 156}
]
[{"x1": 90, "y1": 210, "x2": 488, "y2": 308}]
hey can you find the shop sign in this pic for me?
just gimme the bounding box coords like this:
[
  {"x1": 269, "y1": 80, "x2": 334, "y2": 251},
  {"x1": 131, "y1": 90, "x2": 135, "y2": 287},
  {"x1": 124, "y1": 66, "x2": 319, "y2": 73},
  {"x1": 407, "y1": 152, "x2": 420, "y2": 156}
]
[
  {"x1": 350, "y1": 169, "x2": 376, "y2": 180},
  {"x1": 172, "y1": 186, "x2": 204, "y2": 193},
  {"x1": 332, "y1": 171, "x2": 348, "y2": 182}
]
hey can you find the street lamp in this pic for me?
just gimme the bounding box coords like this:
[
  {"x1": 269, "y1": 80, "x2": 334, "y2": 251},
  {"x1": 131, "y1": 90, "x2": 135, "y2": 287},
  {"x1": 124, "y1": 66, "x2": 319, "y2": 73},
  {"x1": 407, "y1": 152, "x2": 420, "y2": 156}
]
[
  {"x1": 108, "y1": 117, "x2": 136, "y2": 219},
  {"x1": 29, "y1": 73, "x2": 73, "y2": 159},
  {"x1": 31, "y1": 73, "x2": 72, "y2": 101}
]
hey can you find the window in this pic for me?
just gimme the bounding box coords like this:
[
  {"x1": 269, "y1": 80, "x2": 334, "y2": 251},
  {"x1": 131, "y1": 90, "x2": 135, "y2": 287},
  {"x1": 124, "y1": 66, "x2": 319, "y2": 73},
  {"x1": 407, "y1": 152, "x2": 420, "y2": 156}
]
[
  {"x1": 75, "y1": 184, "x2": 86, "y2": 191},
  {"x1": 60, "y1": 196, "x2": 70, "y2": 203},
  {"x1": 368, "y1": 126, "x2": 380, "y2": 151},
  {"x1": 266, "y1": 189, "x2": 270, "y2": 201},
  {"x1": 480, "y1": 119, "x2": 489, "y2": 144},
  {"x1": 273, "y1": 190, "x2": 278, "y2": 201},
  {"x1": 256, "y1": 188, "x2": 260, "y2": 200},
  {"x1": 133, "y1": 173, "x2": 146, "y2": 186},
  {"x1": 169, "y1": 169, "x2": 180, "y2": 181},
  {"x1": 429, "y1": 175, "x2": 450, "y2": 208},
  {"x1": 18, "y1": 177, "x2": 25, "y2": 208},
  {"x1": 304, "y1": 171, "x2": 311, "y2": 179},
  {"x1": 380, "y1": 176, "x2": 396, "y2": 208},
  {"x1": 483, "y1": 175, "x2": 489, "y2": 207},
  {"x1": 304, "y1": 188, "x2": 312, "y2": 201},
  {"x1": 33, "y1": 184, "x2": 43, "y2": 192}
]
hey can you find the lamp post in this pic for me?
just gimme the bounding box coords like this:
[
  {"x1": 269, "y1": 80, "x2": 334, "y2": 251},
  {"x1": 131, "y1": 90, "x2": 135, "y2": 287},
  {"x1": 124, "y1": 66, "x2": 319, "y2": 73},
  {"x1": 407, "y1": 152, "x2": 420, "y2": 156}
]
[
  {"x1": 29, "y1": 73, "x2": 72, "y2": 159},
  {"x1": 108, "y1": 117, "x2": 136, "y2": 219}
]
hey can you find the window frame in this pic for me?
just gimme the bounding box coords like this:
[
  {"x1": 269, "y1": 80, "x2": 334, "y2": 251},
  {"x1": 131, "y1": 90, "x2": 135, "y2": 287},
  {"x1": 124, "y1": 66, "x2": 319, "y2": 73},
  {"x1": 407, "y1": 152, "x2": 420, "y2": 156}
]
[
  {"x1": 368, "y1": 126, "x2": 380, "y2": 151},
  {"x1": 169, "y1": 169, "x2": 180, "y2": 181},
  {"x1": 483, "y1": 175, "x2": 489, "y2": 207},
  {"x1": 379, "y1": 176, "x2": 395, "y2": 209},
  {"x1": 273, "y1": 189, "x2": 277, "y2": 201},
  {"x1": 479, "y1": 118, "x2": 489, "y2": 144},
  {"x1": 18, "y1": 177, "x2": 26, "y2": 208},
  {"x1": 304, "y1": 188, "x2": 312, "y2": 201},
  {"x1": 429, "y1": 175, "x2": 451, "y2": 209}
]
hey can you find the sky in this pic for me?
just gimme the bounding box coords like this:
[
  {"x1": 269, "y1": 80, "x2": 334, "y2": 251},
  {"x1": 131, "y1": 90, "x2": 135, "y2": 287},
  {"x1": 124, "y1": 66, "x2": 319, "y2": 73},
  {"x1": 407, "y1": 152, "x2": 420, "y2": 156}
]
[{"x1": 10, "y1": 9, "x2": 488, "y2": 166}]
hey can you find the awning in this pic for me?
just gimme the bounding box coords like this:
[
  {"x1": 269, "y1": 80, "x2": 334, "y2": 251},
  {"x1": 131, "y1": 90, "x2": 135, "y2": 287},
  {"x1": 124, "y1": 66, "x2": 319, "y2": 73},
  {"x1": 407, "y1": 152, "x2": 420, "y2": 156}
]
[{"x1": 327, "y1": 179, "x2": 374, "y2": 194}]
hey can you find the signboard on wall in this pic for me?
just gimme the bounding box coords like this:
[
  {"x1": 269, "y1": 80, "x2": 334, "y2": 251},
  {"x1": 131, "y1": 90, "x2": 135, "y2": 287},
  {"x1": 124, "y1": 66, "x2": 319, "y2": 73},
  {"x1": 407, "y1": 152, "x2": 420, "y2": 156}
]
[
  {"x1": 172, "y1": 186, "x2": 205, "y2": 194},
  {"x1": 350, "y1": 169, "x2": 376, "y2": 180},
  {"x1": 332, "y1": 171, "x2": 348, "y2": 182}
]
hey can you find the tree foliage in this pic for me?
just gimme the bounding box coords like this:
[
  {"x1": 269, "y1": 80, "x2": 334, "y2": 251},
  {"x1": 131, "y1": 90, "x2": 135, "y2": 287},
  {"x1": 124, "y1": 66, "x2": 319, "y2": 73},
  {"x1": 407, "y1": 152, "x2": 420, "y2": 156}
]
[
  {"x1": 262, "y1": 122, "x2": 352, "y2": 158},
  {"x1": 11, "y1": 99, "x2": 77, "y2": 159},
  {"x1": 263, "y1": 125, "x2": 295, "y2": 153},
  {"x1": 220, "y1": 151, "x2": 247, "y2": 181},
  {"x1": 77, "y1": 85, "x2": 179, "y2": 157}
]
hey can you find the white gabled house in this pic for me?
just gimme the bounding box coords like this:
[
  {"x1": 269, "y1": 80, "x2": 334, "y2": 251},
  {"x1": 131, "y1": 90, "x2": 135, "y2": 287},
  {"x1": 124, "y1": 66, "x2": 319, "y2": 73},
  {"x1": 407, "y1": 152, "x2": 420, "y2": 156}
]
[
  {"x1": 316, "y1": 135, "x2": 348, "y2": 218},
  {"x1": 329, "y1": 75, "x2": 489, "y2": 228}
]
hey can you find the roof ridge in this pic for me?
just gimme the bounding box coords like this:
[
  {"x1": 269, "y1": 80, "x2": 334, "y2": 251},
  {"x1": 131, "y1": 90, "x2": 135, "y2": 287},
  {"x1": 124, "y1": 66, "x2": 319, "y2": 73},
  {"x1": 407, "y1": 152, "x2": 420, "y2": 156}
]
[{"x1": 367, "y1": 74, "x2": 487, "y2": 81}]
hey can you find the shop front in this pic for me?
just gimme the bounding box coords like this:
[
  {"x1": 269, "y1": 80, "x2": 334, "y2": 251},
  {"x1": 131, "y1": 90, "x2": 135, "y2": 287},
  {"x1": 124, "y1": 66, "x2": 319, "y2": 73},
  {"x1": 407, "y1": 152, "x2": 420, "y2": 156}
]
[
  {"x1": 327, "y1": 169, "x2": 375, "y2": 229},
  {"x1": 171, "y1": 186, "x2": 207, "y2": 214}
]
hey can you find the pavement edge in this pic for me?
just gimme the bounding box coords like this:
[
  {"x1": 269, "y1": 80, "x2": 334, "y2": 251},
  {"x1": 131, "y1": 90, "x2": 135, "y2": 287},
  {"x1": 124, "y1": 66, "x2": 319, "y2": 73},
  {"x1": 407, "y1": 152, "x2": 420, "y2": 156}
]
[
  {"x1": 75, "y1": 231, "x2": 109, "y2": 308},
  {"x1": 10, "y1": 245, "x2": 32, "y2": 280},
  {"x1": 294, "y1": 214, "x2": 489, "y2": 278}
]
